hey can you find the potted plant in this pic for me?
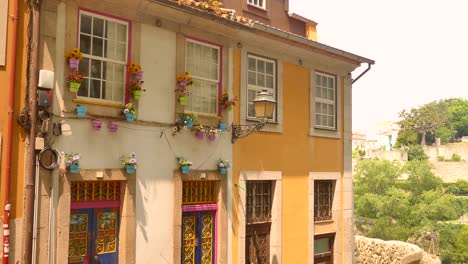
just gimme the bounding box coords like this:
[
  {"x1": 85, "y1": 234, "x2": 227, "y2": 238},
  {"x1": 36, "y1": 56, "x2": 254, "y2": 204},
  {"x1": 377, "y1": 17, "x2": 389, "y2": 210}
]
[
  {"x1": 217, "y1": 159, "x2": 230, "y2": 175},
  {"x1": 91, "y1": 120, "x2": 103, "y2": 131},
  {"x1": 65, "y1": 48, "x2": 83, "y2": 70},
  {"x1": 64, "y1": 152, "x2": 81, "y2": 173},
  {"x1": 122, "y1": 103, "x2": 136, "y2": 122},
  {"x1": 128, "y1": 62, "x2": 143, "y2": 80},
  {"x1": 178, "y1": 157, "x2": 192, "y2": 174},
  {"x1": 108, "y1": 122, "x2": 120, "y2": 133},
  {"x1": 66, "y1": 71, "x2": 86, "y2": 93},
  {"x1": 76, "y1": 104, "x2": 87, "y2": 117},
  {"x1": 207, "y1": 128, "x2": 218, "y2": 141},
  {"x1": 128, "y1": 80, "x2": 145, "y2": 100},
  {"x1": 177, "y1": 113, "x2": 197, "y2": 128},
  {"x1": 221, "y1": 93, "x2": 238, "y2": 111},
  {"x1": 219, "y1": 122, "x2": 228, "y2": 132},
  {"x1": 120, "y1": 152, "x2": 137, "y2": 174},
  {"x1": 175, "y1": 72, "x2": 193, "y2": 106},
  {"x1": 193, "y1": 125, "x2": 205, "y2": 140}
]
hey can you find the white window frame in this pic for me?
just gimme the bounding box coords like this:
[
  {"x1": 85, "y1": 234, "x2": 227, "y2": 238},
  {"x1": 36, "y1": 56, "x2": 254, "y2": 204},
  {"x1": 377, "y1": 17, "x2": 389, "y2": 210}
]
[
  {"x1": 77, "y1": 10, "x2": 129, "y2": 103},
  {"x1": 184, "y1": 38, "x2": 220, "y2": 116},
  {"x1": 246, "y1": 54, "x2": 276, "y2": 121},
  {"x1": 314, "y1": 72, "x2": 336, "y2": 130},
  {"x1": 0, "y1": 0, "x2": 8, "y2": 66},
  {"x1": 248, "y1": 0, "x2": 266, "y2": 9}
]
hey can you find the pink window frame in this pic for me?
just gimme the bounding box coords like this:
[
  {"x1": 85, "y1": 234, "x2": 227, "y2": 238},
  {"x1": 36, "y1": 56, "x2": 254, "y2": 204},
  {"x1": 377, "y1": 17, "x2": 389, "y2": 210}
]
[
  {"x1": 182, "y1": 203, "x2": 218, "y2": 263},
  {"x1": 77, "y1": 8, "x2": 133, "y2": 104},
  {"x1": 185, "y1": 35, "x2": 223, "y2": 117}
]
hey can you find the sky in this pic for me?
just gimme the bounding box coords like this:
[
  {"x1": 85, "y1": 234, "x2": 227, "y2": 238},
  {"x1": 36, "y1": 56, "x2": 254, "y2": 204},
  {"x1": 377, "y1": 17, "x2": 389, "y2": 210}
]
[{"x1": 290, "y1": 0, "x2": 468, "y2": 131}]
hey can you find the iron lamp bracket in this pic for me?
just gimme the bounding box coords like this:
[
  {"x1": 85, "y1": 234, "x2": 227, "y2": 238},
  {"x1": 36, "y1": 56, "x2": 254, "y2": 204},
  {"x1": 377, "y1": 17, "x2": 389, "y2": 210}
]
[{"x1": 231, "y1": 119, "x2": 267, "y2": 143}]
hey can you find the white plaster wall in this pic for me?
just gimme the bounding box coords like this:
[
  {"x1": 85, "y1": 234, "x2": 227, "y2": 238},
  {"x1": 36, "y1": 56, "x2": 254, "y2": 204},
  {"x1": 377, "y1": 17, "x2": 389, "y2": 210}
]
[
  {"x1": 138, "y1": 25, "x2": 176, "y2": 123},
  {"x1": 52, "y1": 21, "x2": 233, "y2": 263}
]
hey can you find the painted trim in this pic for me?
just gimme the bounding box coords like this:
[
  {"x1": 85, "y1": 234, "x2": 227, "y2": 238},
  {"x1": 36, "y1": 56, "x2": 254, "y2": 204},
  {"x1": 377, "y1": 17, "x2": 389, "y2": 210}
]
[
  {"x1": 76, "y1": 8, "x2": 132, "y2": 104},
  {"x1": 185, "y1": 35, "x2": 223, "y2": 117},
  {"x1": 71, "y1": 200, "x2": 120, "y2": 209},
  {"x1": 182, "y1": 203, "x2": 218, "y2": 212}
]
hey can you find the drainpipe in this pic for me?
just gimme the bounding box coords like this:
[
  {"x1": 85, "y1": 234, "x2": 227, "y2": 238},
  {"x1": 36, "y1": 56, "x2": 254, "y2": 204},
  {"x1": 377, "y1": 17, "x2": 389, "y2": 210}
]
[
  {"x1": 351, "y1": 63, "x2": 372, "y2": 84},
  {"x1": 22, "y1": 0, "x2": 41, "y2": 263},
  {"x1": 2, "y1": 0, "x2": 19, "y2": 262}
]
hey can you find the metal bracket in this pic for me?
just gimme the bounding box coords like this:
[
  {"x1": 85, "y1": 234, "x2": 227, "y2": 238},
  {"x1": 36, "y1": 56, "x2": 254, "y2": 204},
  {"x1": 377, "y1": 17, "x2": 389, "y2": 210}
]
[{"x1": 231, "y1": 119, "x2": 266, "y2": 143}]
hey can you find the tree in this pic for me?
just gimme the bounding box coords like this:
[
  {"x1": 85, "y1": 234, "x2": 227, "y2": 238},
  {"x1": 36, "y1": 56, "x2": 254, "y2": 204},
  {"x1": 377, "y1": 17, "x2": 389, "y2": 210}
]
[
  {"x1": 404, "y1": 160, "x2": 442, "y2": 195},
  {"x1": 398, "y1": 101, "x2": 450, "y2": 145},
  {"x1": 448, "y1": 98, "x2": 468, "y2": 137},
  {"x1": 395, "y1": 128, "x2": 419, "y2": 147},
  {"x1": 354, "y1": 159, "x2": 401, "y2": 196},
  {"x1": 407, "y1": 145, "x2": 428, "y2": 161}
]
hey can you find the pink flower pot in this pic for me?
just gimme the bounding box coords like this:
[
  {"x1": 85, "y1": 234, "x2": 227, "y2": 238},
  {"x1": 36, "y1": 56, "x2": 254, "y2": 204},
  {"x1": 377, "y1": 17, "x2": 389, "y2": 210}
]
[
  {"x1": 208, "y1": 134, "x2": 216, "y2": 141},
  {"x1": 108, "y1": 122, "x2": 119, "y2": 133},
  {"x1": 91, "y1": 120, "x2": 103, "y2": 131},
  {"x1": 69, "y1": 58, "x2": 80, "y2": 70},
  {"x1": 195, "y1": 131, "x2": 205, "y2": 140},
  {"x1": 134, "y1": 71, "x2": 143, "y2": 81}
]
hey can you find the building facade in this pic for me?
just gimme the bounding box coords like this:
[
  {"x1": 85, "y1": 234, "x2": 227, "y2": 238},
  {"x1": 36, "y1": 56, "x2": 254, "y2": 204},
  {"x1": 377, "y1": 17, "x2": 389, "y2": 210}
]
[{"x1": 0, "y1": 0, "x2": 373, "y2": 263}]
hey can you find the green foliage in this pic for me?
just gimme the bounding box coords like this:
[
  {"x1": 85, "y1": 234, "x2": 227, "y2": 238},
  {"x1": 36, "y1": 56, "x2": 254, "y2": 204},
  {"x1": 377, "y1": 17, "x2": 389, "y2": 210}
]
[
  {"x1": 450, "y1": 153, "x2": 462, "y2": 162},
  {"x1": 407, "y1": 145, "x2": 429, "y2": 161},
  {"x1": 354, "y1": 159, "x2": 467, "y2": 263},
  {"x1": 445, "y1": 180, "x2": 468, "y2": 195},
  {"x1": 435, "y1": 127, "x2": 455, "y2": 144},
  {"x1": 352, "y1": 148, "x2": 366, "y2": 159},
  {"x1": 395, "y1": 128, "x2": 419, "y2": 148},
  {"x1": 448, "y1": 98, "x2": 468, "y2": 137},
  {"x1": 437, "y1": 156, "x2": 445, "y2": 161}
]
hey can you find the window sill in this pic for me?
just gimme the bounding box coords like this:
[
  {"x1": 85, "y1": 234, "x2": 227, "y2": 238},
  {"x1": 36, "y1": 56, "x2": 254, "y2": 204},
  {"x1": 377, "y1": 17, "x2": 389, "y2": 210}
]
[
  {"x1": 309, "y1": 127, "x2": 341, "y2": 139},
  {"x1": 314, "y1": 219, "x2": 334, "y2": 224},
  {"x1": 73, "y1": 98, "x2": 123, "y2": 108}
]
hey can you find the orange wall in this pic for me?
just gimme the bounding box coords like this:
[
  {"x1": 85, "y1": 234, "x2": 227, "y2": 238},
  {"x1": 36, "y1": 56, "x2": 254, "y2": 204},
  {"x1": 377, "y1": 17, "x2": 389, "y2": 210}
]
[
  {"x1": 232, "y1": 48, "x2": 344, "y2": 263},
  {"x1": 0, "y1": 0, "x2": 29, "y2": 219}
]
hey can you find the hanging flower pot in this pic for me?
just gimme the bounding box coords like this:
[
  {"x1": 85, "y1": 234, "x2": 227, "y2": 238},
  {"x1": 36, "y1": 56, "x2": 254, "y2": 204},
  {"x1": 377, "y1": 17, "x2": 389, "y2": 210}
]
[
  {"x1": 134, "y1": 71, "x2": 144, "y2": 81},
  {"x1": 195, "y1": 131, "x2": 205, "y2": 140},
  {"x1": 69, "y1": 163, "x2": 80, "y2": 174},
  {"x1": 125, "y1": 112, "x2": 135, "y2": 122},
  {"x1": 125, "y1": 164, "x2": 136, "y2": 174},
  {"x1": 219, "y1": 123, "x2": 228, "y2": 132},
  {"x1": 91, "y1": 120, "x2": 103, "y2": 131},
  {"x1": 69, "y1": 81, "x2": 81, "y2": 93},
  {"x1": 185, "y1": 120, "x2": 193, "y2": 128},
  {"x1": 68, "y1": 58, "x2": 80, "y2": 70},
  {"x1": 132, "y1": 90, "x2": 142, "y2": 100},
  {"x1": 208, "y1": 134, "x2": 216, "y2": 141},
  {"x1": 219, "y1": 167, "x2": 227, "y2": 175},
  {"x1": 181, "y1": 165, "x2": 190, "y2": 174},
  {"x1": 108, "y1": 122, "x2": 119, "y2": 133},
  {"x1": 76, "y1": 105, "x2": 87, "y2": 117},
  {"x1": 179, "y1": 95, "x2": 188, "y2": 106},
  {"x1": 227, "y1": 105, "x2": 233, "y2": 111}
]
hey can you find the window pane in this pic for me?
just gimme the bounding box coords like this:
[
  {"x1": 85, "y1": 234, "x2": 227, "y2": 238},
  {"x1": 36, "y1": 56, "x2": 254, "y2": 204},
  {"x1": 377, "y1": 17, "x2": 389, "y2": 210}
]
[
  {"x1": 327, "y1": 116, "x2": 334, "y2": 128},
  {"x1": 315, "y1": 102, "x2": 321, "y2": 114},
  {"x1": 80, "y1": 34, "x2": 91, "y2": 54},
  {"x1": 92, "y1": 37, "x2": 103, "y2": 57},
  {"x1": 328, "y1": 77, "x2": 334, "y2": 89},
  {"x1": 104, "y1": 40, "x2": 115, "y2": 60},
  {"x1": 116, "y1": 43, "x2": 126, "y2": 61},
  {"x1": 90, "y1": 59, "x2": 102, "y2": 78},
  {"x1": 315, "y1": 86, "x2": 321, "y2": 97},
  {"x1": 265, "y1": 75, "x2": 273, "y2": 88},
  {"x1": 315, "y1": 75, "x2": 321, "y2": 86},
  {"x1": 321, "y1": 88, "x2": 327, "y2": 99},
  {"x1": 321, "y1": 76, "x2": 327, "y2": 87},
  {"x1": 78, "y1": 78, "x2": 89, "y2": 97},
  {"x1": 314, "y1": 238, "x2": 330, "y2": 254},
  {"x1": 90, "y1": 79, "x2": 101, "y2": 99},
  {"x1": 315, "y1": 114, "x2": 321, "y2": 126},
  {"x1": 257, "y1": 60, "x2": 265, "y2": 73},
  {"x1": 248, "y1": 57, "x2": 256, "y2": 71},
  {"x1": 93, "y1": 17, "x2": 104, "y2": 37},
  {"x1": 257, "y1": 73, "x2": 265, "y2": 87},
  {"x1": 80, "y1": 14, "x2": 92, "y2": 34},
  {"x1": 328, "y1": 88, "x2": 334, "y2": 100},
  {"x1": 327, "y1": 104, "x2": 334, "y2": 115},
  {"x1": 248, "y1": 71, "x2": 256, "y2": 85},
  {"x1": 266, "y1": 62, "x2": 273, "y2": 75}
]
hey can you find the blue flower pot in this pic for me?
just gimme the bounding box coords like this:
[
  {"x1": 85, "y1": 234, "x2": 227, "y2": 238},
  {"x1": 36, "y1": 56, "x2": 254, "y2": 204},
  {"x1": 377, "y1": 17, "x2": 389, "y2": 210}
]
[
  {"x1": 219, "y1": 167, "x2": 227, "y2": 175},
  {"x1": 125, "y1": 164, "x2": 136, "y2": 174},
  {"x1": 125, "y1": 113, "x2": 135, "y2": 122},
  {"x1": 76, "y1": 106, "x2": 87, "y2": 117},
  {"x1": 69, "y1": 164, "x2": 79, "y2": 173},
  {"x1": 219, "y1": 123, "x2": 228, "y2": 132},
  {"x1": 185, "y1": 120, "x2": 193, "y2": 128},
  {"x1": 181, "y1": 165, "x2": 190, "y2": 174}
]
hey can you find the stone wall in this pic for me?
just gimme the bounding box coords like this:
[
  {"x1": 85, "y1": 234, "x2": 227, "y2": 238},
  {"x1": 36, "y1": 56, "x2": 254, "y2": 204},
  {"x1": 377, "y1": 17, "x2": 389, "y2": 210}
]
[
  {"x1": 355, "y1": 236, "x2": 441, "y2": 264},
  {"x1": 423, "y1": 143, "x2": 468, "y2": 161}
]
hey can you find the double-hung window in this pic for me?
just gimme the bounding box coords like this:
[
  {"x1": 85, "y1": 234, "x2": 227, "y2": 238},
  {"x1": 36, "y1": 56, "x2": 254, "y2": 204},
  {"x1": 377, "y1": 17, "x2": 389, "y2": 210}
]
[
  {"x1": 185, "y1": 39, "x2": 220, "y2": 115},
  {"x1": 314, "y1": 72, "x2": 336, "y2": 129},
  {"x1": 247, "y1": 54, "x2": 276, "y2": 120},
  {"x1": 78, "y1": 11, "x2": 129, "y2": 103},
  {"x1": 314, "y1": 180, "x2": 335, "y2": 222},
  {"x1": 248, "y1": 0, "x2": 265, "y2": 9}
]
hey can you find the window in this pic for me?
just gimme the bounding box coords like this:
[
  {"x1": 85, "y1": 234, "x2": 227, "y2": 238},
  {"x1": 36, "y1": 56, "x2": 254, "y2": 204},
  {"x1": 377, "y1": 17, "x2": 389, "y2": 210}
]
[
  {"x1": 77, "y1": 11, "x2": 129, "y2": 103},
  {"x1": 247, "y1": 54, "x2": 276, "y2": 120},
  {"x1": 314, "y1": 180, "x2": 334, "y2": 222},
  {"x1": 246, "y1": 180, "x2": 272, "y2": 264},
  {"x1": 248, "y1": 0, "x2": 265, "y2": 8},
  {"x1": 185, "y1": 39, "x2": 220, "y2": 115},
  {"x1": 314, "y1": 234, "x2": 335, "y2": 264},
  {"x1": 314, "y1": 72, "x2": 336, "y2": 129}
]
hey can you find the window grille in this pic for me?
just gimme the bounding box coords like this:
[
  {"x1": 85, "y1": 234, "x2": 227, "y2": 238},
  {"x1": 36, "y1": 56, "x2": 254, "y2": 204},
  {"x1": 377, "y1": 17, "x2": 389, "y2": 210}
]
[
  {"x1": 78, "y1": 11, "x2": 128, "y2": 102},
  {"x1": 248, "y1": 0, "x2": 265, "y2": 8},
  {"x1": 314, "y1": 72, "x2": 336, "y2": 129},
  {"x1": 182, "y1": 181, "x2": 217, "y2": 205},
  {"x1": 185, "y1": 39, "x2": 220, "y2": 115},
  {"x1": 314, "y1": 180, "x2": 334, "y2": 221},
  {"x1": 71, "y1": 181, "x2": 121, "y2": 202},
  {"x1": 246, "y1": 180, "x2": 273, "y2": 264}
]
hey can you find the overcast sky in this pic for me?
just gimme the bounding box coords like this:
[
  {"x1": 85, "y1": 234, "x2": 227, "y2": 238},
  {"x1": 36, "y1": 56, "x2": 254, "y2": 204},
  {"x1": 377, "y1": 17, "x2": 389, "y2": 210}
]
[{"x1": 290, "y1": 0, "x2": 468, "y2": 131}]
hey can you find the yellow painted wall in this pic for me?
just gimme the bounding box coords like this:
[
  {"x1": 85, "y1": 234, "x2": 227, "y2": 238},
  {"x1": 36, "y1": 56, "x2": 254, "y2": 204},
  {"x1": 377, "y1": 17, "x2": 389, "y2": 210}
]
[
  {"x1": 232, "y1": 48, "x2": 344, "y2": 263},
  {"x1": 0, "y1": 0, "x2": 29, "y2": 219}
]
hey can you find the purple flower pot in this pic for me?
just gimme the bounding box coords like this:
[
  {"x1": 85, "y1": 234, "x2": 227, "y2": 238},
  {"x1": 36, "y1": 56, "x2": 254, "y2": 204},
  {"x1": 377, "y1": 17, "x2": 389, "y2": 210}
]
[
  {"x1": 134, "y1": 71, "x2": 143, "y2": 81},
  {"x1": 92, "y1": 120, "x2": 103, "y2": 131},
  {"x1": 108, "y1": 122, "x2": 119, "y2": 132},
  {"x1": 195, "y1": 131, "x2": 205, "y2": 140},
  {"x1": 208, "y1": 134, "x2": 216, "y2": 141},
  {"x1": 69, "y1": 58, "x2": 80, "y2": 70}
]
